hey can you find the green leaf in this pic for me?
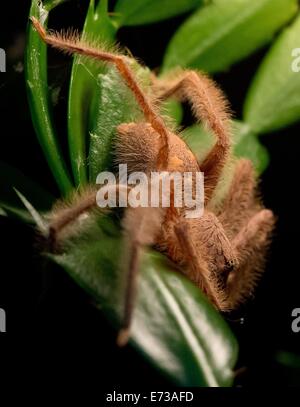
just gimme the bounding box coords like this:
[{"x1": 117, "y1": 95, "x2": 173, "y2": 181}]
[
  {"x1": 25, "y1": 0, "x2": 73, "y2": 195},
  {"x1": 68, "y1": 0, "x2": 117, "y2": 186},
  {"x1": 162, "y1": 99, "x2": 184, "y2": 127},
  {"x1": 88, "y1": 62, "x2": 151, "y2": 182},
  {"x1": 114, "y1": 0, "x2": 205, "y2": 27},
  {"x1": 182, "y1": 120, "x2": 269, "y2": 173},
  {"x1": 0, "y1": 161, "x2": 54, "y2": 223},
  {"x1": 51, "y1": 214, "x2": 238, "y2": 386},
  {"x1": 44, "y1": 0, "x2": 69, "y2": 11},
  {"x1": 182, "y1": 125, "x2": 214, "y2": 163},
  {"x1": 162, "y1": 0, "x2": 298, "y2": 73},
  {"x1": 244, "y1": 14, "x2": 300, "y2": 134},
  {"x1": 232, "y1": 121, "x2": 270, "y2": 173}
]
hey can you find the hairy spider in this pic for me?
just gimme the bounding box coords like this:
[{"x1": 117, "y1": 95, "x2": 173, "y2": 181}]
[{"x1": 31, "y1": 17, "x2": 275, "y2": 346}]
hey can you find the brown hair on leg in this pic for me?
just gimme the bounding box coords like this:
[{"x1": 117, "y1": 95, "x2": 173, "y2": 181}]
[
  {"x1": 30, "y1": 17, "x2": 170, "y2": 170},
  {"x1": 173, "y1": 221, "x2": 228, "y2": 309},
  {"x1": 226, "y1": 209, "x2": 275, "y2": 308},
  {"x1": 117, "y1": 206, "x2": 165, "y2": 346},
  {"x1": 48, "y1": 187, "x2": 97, "y2": 251},
  {"x1": 154, "y1": 70, "x2": 232, "y2": 203},
  {"x1": 219, "y1": 159, "x2": 259, "y2": 238}
]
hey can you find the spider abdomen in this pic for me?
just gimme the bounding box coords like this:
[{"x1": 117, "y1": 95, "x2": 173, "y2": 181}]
[{"x1": 116, "y1": 122, "x2": 200, "y2": 174}]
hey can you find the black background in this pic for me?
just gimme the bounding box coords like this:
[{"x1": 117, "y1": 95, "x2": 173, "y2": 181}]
[{"x1": 0, "y1": 0, "x2": 299, "y2": 390}]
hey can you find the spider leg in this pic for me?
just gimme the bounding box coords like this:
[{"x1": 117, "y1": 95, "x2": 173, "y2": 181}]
[
  {"x1": 173, "y1": 209, "x2": 274, "y2": 311},
  {"x1": 225, "y1": 209, "x2": 275, "y2": 308},
  {"x1": 173, "y1": 221, "x2": 228, "y2": 309},
  {"x1": 218, "y1": 159, "x2": 258, "y2": 237},
  {"x1": 117, "y1": 236, "x2": 141, "y2": 347},
  {"x1": 30, "y1": 17, "x2": 170, "y2": 170},
  {"x1": 155, "y1": 70, "x2": 231, "y2": 203},
  {"x1": 48, "y1": 188, "x2": 97, "y2": 251},
  {"x1": 49, "y1": 180, "x2": 163, "y2": 346},
  {"x1": 48, "y1": 184, "x2": 130, "y2": 250},
  {"x1": 117, "y1": 207, "x2": 165, "y2": 346}
]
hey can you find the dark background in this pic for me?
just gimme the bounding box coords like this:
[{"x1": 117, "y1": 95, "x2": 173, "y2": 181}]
[{"x1": 0, "y1": 0, "x2": 299, "y2": 388}]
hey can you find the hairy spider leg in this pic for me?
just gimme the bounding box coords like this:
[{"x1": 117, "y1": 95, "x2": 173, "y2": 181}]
[
  {"x1": 156, "y1": 70, "x2": 231, "y2": 203},
  {"x1": 48, "y1": 188, "x2": 98, "y2": 251},
  {"x1": 226, "y1": 208, "x2": 275, "y2": 308},
  {"x1": 30, "y1": 17, "x2": 170, "y2": 170},
  {"x1": 219, "y1": 159, "x2": 258, "y2": 237},
  {"x1": 48, "y1": 185, "x2": 130, "y2": 249},
  {"x1": 173, "y1": 222, "x2": 228, "y2": 309},
  {"x1": 118, "y1": 206, "x2": 165, "y2": 346},
  {"x1": 46, "y1": 181, "x2": 164, "y2": 346}
]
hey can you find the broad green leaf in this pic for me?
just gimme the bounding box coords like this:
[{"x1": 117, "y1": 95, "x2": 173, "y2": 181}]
[
  {"x1": 25, "y1": 0, "x2": 73, "y2": 195},
  {"x1": 182, "y1": 125, "x2": 213, "y2": 163},
  {"x1": 51, "y1": 214, "x2": 238, "y2": 386},
  {"x1": 114, "y1": 0, "x2": 205, "y2": 27},
  {"x1": 68, "y1": 0, "x2": 117, "y2": 186},
  {"x1": 0, "y1": 161, "x2": 54, "y2": 223},
  {"x1": 182, "y1": 120, "x2": 269, "y2": 173},
  {"x1": 162, "y1": 0, "x2": 298, "y2": 73},
  {"x1": 244, "y1": 14, "x2": 300, "y2": 134},
  {"x1": 162, "y1": 99, "x2": 184, "y2": 127},
  {"x1": 232, "y1": 121, "x2": 269, "y2": 173},
  {"x1": 88, "y1": 62, "x2": 151, "y2": 182}
]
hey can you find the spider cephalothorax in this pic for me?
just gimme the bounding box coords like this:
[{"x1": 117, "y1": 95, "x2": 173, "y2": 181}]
[{"x1": 31, "y1": 17, "x2": 275, "y2": 346}]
